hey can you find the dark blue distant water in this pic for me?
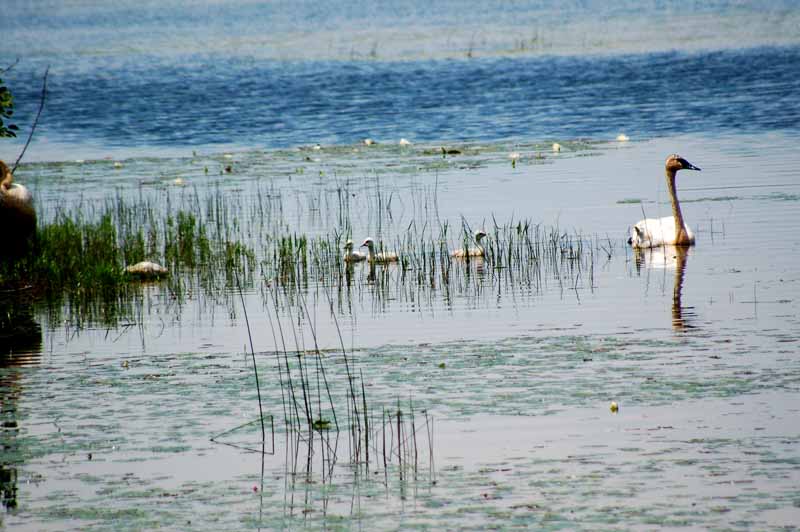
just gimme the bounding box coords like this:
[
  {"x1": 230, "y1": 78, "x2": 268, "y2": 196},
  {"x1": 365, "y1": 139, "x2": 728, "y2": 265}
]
[
  {"x1": 2, "y1": 0, "x2": 799, "y2": 159},
  {"x1": 5, "y1": 47, "x2": 798, "y2": 155}
]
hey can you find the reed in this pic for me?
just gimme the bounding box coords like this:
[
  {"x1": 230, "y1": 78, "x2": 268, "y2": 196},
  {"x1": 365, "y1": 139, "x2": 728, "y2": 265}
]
[{"x1": 0, "y1": 193, "x2": 257, "y2": 328}]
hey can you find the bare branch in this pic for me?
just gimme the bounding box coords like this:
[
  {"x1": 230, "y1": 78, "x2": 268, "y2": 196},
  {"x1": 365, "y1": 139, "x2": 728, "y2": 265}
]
[
  {"x1": 0, "y1": 58, "x2": 20, "y2": 73},
  {"x1": 12, "y1": 66, "x2": 49, "y2": 173}
]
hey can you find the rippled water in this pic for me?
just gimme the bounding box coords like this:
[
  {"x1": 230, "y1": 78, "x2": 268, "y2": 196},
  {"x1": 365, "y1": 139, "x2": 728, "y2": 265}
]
[
  {"x1": 3, "y1": 1, "x2": 800, "y2": 161},
  {"x1": 1, "y1": 1, "x2": 800, "y2": 530}
]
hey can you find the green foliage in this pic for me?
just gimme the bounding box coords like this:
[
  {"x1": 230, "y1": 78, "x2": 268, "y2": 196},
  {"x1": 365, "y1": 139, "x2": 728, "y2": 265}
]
[
  {"x1": 274, "y1": 234, "x2": 307, "y2": 283},
  {"x1": 0, "y1": 77, "x2": 19, "y2": 138},
  {"x1": 0, "y1": 197, "x2": 258, "y2": 328}
]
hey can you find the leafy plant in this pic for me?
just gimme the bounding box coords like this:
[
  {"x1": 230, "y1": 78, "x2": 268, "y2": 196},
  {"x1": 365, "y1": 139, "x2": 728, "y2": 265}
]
[{"x1": 0, "y1": 77, "x2": 18, "y2": 138}]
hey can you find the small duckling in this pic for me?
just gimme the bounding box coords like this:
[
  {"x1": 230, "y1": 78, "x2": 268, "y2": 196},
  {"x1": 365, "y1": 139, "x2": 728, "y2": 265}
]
[
  {"x1": 360, "y1": 237, "x2": 399, "y2": 263},
  {"x1": 451, "y1": 230, "x2": 488, "y2": 258},
  {"x1": 342, "y1": 239, "x2": 366, "y2": 263}
]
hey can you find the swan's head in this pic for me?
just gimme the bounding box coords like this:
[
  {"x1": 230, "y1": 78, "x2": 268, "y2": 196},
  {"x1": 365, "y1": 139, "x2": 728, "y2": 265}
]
[
  {"x1": 343, "y1": 239, "x2": 354, "y2": 251},
  {"x1": 666, "y1": 154, "x2": 701, "y2": 173},
  {"x1": 475, "y1": 230, "x2": 488, "y2": 242},
  {"x1": 360, "y1": 237, "x2": 375, "y2": 249}
]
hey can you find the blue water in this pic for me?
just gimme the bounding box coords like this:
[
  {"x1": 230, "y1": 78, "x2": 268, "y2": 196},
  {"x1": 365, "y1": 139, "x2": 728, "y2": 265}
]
[{"x1": 2, "y1": 1, "x2": 799, "y2": 160}]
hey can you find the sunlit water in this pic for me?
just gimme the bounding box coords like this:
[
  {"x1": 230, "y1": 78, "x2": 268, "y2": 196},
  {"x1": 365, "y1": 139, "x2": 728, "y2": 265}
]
[{"x1": 2, "y1": 1, "x2": 800, "y2": 530}]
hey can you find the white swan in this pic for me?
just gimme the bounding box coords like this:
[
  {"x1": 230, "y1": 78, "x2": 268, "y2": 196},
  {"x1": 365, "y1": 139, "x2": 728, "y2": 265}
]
[
  {"x1": 451, "y1": 230, "x2": 487, "y2": 258},
  {"x1": 629, "y1": 154, "x2": 701, "y2": 248},
  {"x1": 342, "y1": 239, "x2": 366, "y2": 263},
  {"x1": 360, "y1": 237, "x2": 399, "y2": 263},
  {"x1": 0, "y1": 160, "x2": 36, "y2": 258}
]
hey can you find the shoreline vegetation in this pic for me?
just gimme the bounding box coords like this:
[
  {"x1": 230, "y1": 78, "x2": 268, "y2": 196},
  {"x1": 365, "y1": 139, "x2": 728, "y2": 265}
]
[
  {"x1": 0, "y1": 177, "x2": 616, "y2": 330},
  {"x1": 0, "y1": 133, "x2": 620, "y2": 341}
]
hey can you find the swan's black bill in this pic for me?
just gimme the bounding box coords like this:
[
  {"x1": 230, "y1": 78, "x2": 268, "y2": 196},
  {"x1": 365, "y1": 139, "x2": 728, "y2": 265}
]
[{"x1": 680, "y1": 158, "x2": 701, "y2": 171}]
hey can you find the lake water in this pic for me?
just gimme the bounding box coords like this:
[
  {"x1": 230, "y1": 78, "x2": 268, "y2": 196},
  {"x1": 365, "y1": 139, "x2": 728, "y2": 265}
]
[{"x1": 2, "y1": 1, "x2": 800, "y2": 530}]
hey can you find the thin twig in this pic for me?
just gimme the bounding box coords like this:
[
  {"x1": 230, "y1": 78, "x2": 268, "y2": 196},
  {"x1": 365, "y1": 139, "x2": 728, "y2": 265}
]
[
  {"x1": 1, "y1": 58, "x2": 20, "y2": 73},
  {"x1": 236, "y1": 271, "x2": 266, "y2": 445},
  {"x1": 296, "y1": 285, "x2": 339, "y2": 431},
  {"x1": 13, "y1": 66, "x2": 49, "y2": 173}
]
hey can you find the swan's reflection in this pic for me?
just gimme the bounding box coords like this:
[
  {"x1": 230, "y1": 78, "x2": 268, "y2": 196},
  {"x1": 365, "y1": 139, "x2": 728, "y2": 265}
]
[{"x1": 634, "y1": 245, "x2": 695, "y2": 331}]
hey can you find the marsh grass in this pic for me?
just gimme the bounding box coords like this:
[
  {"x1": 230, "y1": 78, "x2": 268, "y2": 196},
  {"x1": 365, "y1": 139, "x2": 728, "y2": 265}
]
[
  {"x1": 261, "y1": 216, "x2": 600, "y2": 303},
  {"x1": 2, "y1": 146, "x2": 615, "y2": 330},
  {"x1": 225, "y1": 182, "x2": 613, "y2": 513},
  {"x1": 0, "y1": 192, "x2": 257, "y2": 327}
]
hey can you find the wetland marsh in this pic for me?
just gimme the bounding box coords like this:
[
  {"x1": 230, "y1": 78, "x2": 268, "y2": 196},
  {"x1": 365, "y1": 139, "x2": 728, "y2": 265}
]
[{"x1": 2, "y1": 1, "x2": 800, "y2": 530}]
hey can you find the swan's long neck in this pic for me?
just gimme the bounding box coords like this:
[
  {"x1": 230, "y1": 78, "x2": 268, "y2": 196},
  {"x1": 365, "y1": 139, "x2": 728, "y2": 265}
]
[{"x1": 666, "y1": 168, "x2": 689, "y2": 244}]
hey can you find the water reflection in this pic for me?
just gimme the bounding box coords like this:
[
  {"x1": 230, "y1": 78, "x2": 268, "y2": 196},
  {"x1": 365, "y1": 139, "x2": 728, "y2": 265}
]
[
  {"x1": 273, "y1": 409, "x2": 434, "y2": 528},
  {"x1": 0, "y1": 295, "x2": 42, "y2": 511},
  {"x1": 0, "y1": 297, "x2": 42, "y2": 358},
  {"x1": 634, "y1": 245, "x2": 695, "y2": 331}
]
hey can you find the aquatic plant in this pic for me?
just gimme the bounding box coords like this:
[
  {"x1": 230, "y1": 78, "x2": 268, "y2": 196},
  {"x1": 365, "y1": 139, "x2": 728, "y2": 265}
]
[
  {"x1": 0, "y1": 141, "x2": 619, "y2": 336},
  {"x1": 0, "y1": 195, "x2": 257, "y2": 328},
  {"x1": 0, "y1": 76, "x2": 18, "y2": 138}
]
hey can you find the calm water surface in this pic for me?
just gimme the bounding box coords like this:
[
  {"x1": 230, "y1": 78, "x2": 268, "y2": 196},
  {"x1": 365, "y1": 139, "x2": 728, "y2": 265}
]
[{"x1": 1, "y1": 1, "x2": 799, "y2": 530}]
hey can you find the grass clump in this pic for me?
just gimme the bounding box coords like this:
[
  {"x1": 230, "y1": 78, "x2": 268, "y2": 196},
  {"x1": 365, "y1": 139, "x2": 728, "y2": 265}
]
[
  {"x1": 0, "y1": 213, "x2": 130, "y2": 325},
  {"x1": 0, "y1": 197, "x2": 256, "y2": 328}
]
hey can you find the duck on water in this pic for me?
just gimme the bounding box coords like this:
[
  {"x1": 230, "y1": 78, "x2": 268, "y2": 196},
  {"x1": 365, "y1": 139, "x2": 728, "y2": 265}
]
[
  {"x1": 360, "y1": 237, "x2": 399, "y2": 263},
  {"x1": 342, "y1": 239, "x2": 366, "y2": 263},
  {"x1": 629, "y1": 154, "x2": 701, "y2": 248},
  {"x1": 451, "y1": 230, "x2": 488, "y2": 258}
]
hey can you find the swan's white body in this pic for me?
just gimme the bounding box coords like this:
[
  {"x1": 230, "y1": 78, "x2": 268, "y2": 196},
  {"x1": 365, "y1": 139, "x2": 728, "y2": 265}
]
[
  {"x1": 631, "y1": 216, "x2": 695, "y2": 248},
  {"x1": 342, "y1": 239, "x2": 366, "y2": 262},
  {"x1": 360, "y1": 237, "x2": 399, "y2": 263},
  {"x1": 451, "y1": 230, "x2": 487, "y2": 258},
  {"x1": 630, "y1": 154, "x2": 701, "y2": 249}
]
